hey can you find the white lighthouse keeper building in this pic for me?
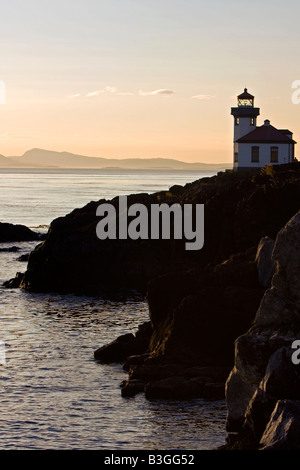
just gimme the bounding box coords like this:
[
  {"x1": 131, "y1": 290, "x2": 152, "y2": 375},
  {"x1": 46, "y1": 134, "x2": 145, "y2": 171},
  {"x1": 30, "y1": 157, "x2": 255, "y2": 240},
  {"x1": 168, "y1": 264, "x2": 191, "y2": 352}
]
[{"x1": 231, "y1": 88, "x2": 296, "y2": 171}]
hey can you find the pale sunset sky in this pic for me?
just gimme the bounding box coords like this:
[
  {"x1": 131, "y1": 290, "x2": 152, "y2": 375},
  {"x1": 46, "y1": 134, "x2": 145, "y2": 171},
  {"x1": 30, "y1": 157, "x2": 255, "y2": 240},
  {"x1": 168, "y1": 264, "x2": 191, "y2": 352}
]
[{"x1": 0, "y1": 0, "x2": 300, "y2": 163}]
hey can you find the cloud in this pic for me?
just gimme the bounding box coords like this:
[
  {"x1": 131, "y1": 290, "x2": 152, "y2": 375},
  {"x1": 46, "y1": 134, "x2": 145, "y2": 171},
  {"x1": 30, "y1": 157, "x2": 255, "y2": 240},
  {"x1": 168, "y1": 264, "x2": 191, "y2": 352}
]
[
  {"x1": 86, "y1": 91, "x2": 101, "y2": 97},
  {"x1": 85, "y1": 86, "x2": 118, "y2": 97},
  {"x1": 104, "y1": 86, "x2": 117, "y2": 93},
  {"x1": 139, "y1": 89, "x2": 175, "y2": 96},
  {"x1": 192, "y1": 94, "x2": 215, "y2": 100},
  {"x1": 68, "y1": 93, "x2": 81, "y2": 99},
  {"x1": 68, "y1": 87, "x2": 174, "y2": 100}
]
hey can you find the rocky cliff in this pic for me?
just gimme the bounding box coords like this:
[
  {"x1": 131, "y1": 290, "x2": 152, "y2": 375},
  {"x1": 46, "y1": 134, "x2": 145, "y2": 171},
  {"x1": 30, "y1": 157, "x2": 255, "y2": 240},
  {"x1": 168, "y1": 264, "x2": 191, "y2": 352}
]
[
  {"x1": 5, "y1": 163, "x2": 300, "y2": 407},
  {"x1": 13, "y1": 163, "x2": 300, "y2": 296},
  {"x1": 225, "y1": 210, "x2": 300, "y2": 450}
]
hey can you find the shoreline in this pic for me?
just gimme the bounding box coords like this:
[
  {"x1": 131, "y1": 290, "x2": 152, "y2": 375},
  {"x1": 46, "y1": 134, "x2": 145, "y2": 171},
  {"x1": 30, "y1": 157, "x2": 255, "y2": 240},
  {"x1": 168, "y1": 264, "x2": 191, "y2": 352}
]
[{"x1": 2, "y1": 162, "x2": 300, "y2": 449}]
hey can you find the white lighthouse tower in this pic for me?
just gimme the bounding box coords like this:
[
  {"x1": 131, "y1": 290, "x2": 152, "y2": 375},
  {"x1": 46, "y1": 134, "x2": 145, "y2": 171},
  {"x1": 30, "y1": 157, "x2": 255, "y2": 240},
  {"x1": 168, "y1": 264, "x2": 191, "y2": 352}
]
[
  {"x1": 231, "y1": 88, "x2": 296, "y2": 170},
  {"x1": 231, "y1": 88, "x2": 260, "y2": 169}
]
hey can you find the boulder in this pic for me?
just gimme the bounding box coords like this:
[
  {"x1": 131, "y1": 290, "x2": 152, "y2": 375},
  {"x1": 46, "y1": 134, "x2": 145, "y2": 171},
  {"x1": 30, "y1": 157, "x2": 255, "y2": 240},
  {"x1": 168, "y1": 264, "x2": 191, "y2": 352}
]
[
  {"x1": 3, "y1": 272, "x2": 25, "y2": 288},
  {"x1": 94, "y1": 321, "x2": 152, "y2": 363},
  {"x1": 0, "y1": 222, "x2": 40, "y2": 242},
  {"x1": 94, "y1": 333, "x2": 137, "y2": 363}
]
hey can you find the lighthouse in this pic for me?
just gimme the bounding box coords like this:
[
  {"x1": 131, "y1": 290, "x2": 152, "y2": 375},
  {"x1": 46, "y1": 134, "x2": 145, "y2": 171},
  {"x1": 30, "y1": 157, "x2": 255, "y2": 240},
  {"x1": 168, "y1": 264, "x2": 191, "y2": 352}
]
[
  {"x1": 231, "y1": 89, "x2": 260, "y2": 168},
  {"x1": 231, "y1": 88, "x2": 296, "y2": 170}
]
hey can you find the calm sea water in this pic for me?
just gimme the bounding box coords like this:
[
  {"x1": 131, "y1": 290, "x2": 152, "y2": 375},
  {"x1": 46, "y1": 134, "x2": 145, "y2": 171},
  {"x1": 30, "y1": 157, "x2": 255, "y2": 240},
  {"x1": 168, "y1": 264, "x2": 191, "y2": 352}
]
[{"x1": 0, "y1": 168, "x2": 227, "y2": 450}]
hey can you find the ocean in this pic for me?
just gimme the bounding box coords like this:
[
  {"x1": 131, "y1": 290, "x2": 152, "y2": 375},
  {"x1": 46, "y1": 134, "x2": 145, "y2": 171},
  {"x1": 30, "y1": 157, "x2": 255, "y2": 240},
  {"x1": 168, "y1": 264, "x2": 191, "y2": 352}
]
[{"x1": 0, "y1": 168, "x2": 227, "y2": 450}]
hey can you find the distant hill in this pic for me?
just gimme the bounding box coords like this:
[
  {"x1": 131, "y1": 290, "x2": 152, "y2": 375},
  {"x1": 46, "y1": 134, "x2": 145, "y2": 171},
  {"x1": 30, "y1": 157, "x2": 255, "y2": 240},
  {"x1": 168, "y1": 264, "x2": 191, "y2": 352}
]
[
  {"x1": 0, "y1": 154, "x2": 15, "y2": 165},
  {"x1": 0, "y1": 154, "x2": 30, "y2": 166},
  {"x1": 1, "y1": 148, "x2": 231, "y2": 170}
]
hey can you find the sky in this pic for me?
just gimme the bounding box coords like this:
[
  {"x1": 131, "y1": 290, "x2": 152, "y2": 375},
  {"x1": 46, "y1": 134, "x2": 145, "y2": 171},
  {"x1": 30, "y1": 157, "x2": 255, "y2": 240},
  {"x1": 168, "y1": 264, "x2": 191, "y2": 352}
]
[{"x1": 0, "y1": 0, "x2": 300, "y2": 163}]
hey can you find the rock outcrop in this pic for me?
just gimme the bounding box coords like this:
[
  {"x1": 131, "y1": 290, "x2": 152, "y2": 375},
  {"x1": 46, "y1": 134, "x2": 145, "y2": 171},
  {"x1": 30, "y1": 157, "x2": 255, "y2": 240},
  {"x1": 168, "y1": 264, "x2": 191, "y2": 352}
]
[
  {"x1": 113, "y1": 244, "x2": 264, "y2": 401},
  {"x1": 225, "y1": 210, "x2": 300, "y2": 450},
  {"x1": 9, "y1": 163, "x2": 300, "y2": 295},
  {"x1": 94, "y1": 321, "x2": 153, "y2": 363},
  {"x1": 0, "y1": 222, "x2": 41, "y2": 242}
]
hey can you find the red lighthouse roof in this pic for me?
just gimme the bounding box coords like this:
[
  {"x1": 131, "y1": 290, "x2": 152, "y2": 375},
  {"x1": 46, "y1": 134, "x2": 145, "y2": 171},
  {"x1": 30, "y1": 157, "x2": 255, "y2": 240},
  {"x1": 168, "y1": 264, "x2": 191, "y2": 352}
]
[{"x1": 237, "y1": 121, "x2": 296, "y2": 144}]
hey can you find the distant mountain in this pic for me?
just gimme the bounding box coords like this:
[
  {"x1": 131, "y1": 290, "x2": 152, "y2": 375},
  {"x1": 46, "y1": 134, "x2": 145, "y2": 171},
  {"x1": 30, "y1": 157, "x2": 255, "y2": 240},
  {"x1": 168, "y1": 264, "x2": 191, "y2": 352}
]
[
  {"x1": 0, "y1": 154, "x2": 27, "y2": 166},
  {"x1": 1, "y1": 148, "x2": 231, "y2": 170},
  {"x1": 0, "y1": 154, "x2": 8, "y2": 164}
]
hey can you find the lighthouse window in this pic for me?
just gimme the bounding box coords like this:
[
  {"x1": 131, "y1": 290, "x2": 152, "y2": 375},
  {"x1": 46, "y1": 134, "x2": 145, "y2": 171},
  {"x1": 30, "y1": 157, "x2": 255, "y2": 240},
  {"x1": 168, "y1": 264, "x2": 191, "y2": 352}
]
[
  {"x1": 270, "y1": 147, "x2": 279, "y2": 163},
  {"x1": 235, "y1": 117, "x2": 239, "y2": 126},
  {"x1": 250, "y1": 118, "x2": 255, "y2": 126},
  {"x1": 251, "y1": 146, "x2": 259, "y2": 163}
]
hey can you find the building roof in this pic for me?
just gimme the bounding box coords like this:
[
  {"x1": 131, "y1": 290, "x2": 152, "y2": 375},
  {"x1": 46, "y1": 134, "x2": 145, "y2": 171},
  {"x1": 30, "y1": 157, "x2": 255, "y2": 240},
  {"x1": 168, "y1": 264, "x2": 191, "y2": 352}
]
[
  {"x1": 237, "y1": 122, "x2": 297, "y2": 144},
  {"x1": 238, "y1": 88, "x2": 254, "y2": 100},
  {"x1": 279, "y1": 129, "x2": 293, "y2": 136}
]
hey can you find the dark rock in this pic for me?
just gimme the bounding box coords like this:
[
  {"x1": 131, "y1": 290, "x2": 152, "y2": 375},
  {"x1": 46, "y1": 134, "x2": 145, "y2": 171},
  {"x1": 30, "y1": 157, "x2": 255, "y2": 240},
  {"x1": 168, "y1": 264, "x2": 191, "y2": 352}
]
[
  {"x1": 15, "y1": 163, "x2": 300, "y2": 294},
  {"x1": 242, "y1": 388, "x2": 278, "y2": 446},
  {"x1": 134, "y1": 321, "x2": 153, "y2": 349},
  {"x1": 122, "y1": 356, "x2": 228, "y2": 401},
  {"x1": 94, "y1": 321, "x2": 152, "y2": 363},
  {"x1": 147, "y1": 247, "x2": 264, "y2": 368},
  {"x1": 0, "y1": 246, "x2": 21, "y2": 253},
  {"x1": 19, "y1": 195, "x2": 173, "y2": 294},
  {"x1": 3, "y1": 272, "x2": 25, "y2": 288},
  {"x1": 255, "y1": 236, "x2": 275, "y2": 287},
  {"x1": 225, "y1": 210, "x2": 300, "y2": 449},
  {"x1": 0, "y1": 222, "x2": 40, "y2": 242},
  {"x1": 144, "y1": 376, "x2": 206, "y2": 400},
  {"x1": 259, "y1": 400, "x2": 300, "y2": 450},
  {"x1": 17, "y1": 253, "x2": 30, "y2": 261},
  {"x1": 123, "y1": 353, "x2": 150, "y2": 371},
  {"x1": 128, "y1": 362, "x2": 184, "y2": 381},
  {"x1": 120, "y1": 379, "x2": 146, "y2": 398},
  {"x1": 239, "y1": 346, "x2": 300, "y2": 445},
  {"x1": 94, "y1": 333, "x2": 137, "y2": 363},
  {"x1": 260, "y1": 346, "x2": 300, "y2": 400}
]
